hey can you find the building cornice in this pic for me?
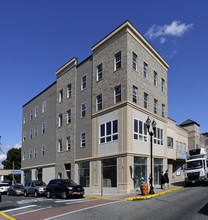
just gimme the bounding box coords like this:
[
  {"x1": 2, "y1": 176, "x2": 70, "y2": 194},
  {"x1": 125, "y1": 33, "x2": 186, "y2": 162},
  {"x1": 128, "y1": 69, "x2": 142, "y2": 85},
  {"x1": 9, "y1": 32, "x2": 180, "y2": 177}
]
[
  {"x1": 92, "y1": 21, "x2": 169, "y2": 71},
  {"x1": 56, "y1": 57, "x2": 78, "y2": 76}
]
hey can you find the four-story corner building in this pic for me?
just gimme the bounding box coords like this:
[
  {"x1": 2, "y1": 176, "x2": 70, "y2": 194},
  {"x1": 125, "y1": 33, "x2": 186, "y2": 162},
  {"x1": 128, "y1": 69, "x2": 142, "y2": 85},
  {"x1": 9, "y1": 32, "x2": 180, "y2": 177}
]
[{"x1": 22, "y1": 21, "x2": 169, "y2": 194}]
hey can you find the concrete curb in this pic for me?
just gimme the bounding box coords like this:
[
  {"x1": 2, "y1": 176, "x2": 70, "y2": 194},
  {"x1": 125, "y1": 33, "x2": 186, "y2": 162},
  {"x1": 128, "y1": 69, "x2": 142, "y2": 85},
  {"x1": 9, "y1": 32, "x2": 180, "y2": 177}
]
[{"x1": 85, "y1": 186, "x2": 184, "y2": 201}]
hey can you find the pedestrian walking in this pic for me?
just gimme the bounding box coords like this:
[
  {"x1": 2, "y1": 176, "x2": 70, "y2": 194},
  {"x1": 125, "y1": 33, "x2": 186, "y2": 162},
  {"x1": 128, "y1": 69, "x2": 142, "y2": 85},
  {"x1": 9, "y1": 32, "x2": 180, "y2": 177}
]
[
  {"x1": 160, "y1": 171, "x2": 165, "y2": 189},
  {"x1": 164, "y1": 169, "x2": 169, "y2": 189},
  {"x1": 148, "y1": 173, "x2": 152, "y2": 186}
]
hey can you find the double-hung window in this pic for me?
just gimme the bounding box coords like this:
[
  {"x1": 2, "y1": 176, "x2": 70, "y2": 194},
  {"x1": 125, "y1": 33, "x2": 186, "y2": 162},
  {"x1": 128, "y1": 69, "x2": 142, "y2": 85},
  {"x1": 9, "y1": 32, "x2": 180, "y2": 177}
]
[
  {"x1": 59, "y1": 114, "x2": 63, "y2": 127},
  {"x1": 29, "y1": 148, "x2": 32, "y2": 159},
  {"x1": 42, "y1": 122, "x2": 46, "y2": 134},
  {"x1": 134, "y1": 119, "x2": 147, "y2": 142},
  {"x1": 167, "y1": 136, "x2": 173, "y2": 148},
  {"x1": 41, "y1": 145, "x2": 45, "y2": 156},
  {"x1": 67, "y1": 109, "x2": 71, "y2": 123},
  {"x1": 97, "y1": 64, "x2": 102, "y2": 81},
  {"x1": 23, "y1": 114, "x2": 27, "y2": 124},
  {"x1": 162, "y1": 104, "x2": 165, "y2": 117},
  {"x1": 67, "y1": 84, "x2": 71, "y2": 98},
  {"x1": 132, "y1": 86, "x2": 138, "y2": 103},
  {"x1": 34, "y1": 148, "x2": 37, "y2": 158},
  {"x1": 30, "y1": 129, "x2": 33, "y2": 139},
  {"x1": 30, "y1": 110, "x2": 33, "y2": 120},
  {"x1": 34, "y1": 126, "x2": 38, "y2": 138},
  {"x1": 144, "y1": 62, "x2": 148, "y2": 78},
  {"x1": 154, "y1": 71, "x2": 158, "y2": 86},
  {"x1": 42, "y1": 101, "x2": 46, "y2": 113},
  {"x1": 23, "y1": 132, "x2": 26, "y2": 142},
  {"x1": 115, "y1": 85, "x2": 121, "y2": 103},
  {"x1": 81, "y1": 103, "x2": 86, "y2": 117},
  {"x1": 35, "y1": 106, "x2": 38, "y2": 117},
  {"x1": 132, "y1": 52, "x2": 137, "y2": 70},
  {"x1": 162, "y1": 78, "x2": 165, "y2": 92},
  {"x1": 115, "y1": 52, "x2": 121, "y2": 70},
  {"x1": 144, "y1": 93, "x2": 148, "y2": 109},
  {"x1": 154, "y1": 99, "x2": 158, "y2": 114},
  {"x1": 81, "y1": 132, "x2": 86, "y2": 147},
  {"x1": 66, "y1": 137, "x2": 71, "y2": 150},
  {"x1": 81, "y1": 75, "x2": 86, "y2": 90},
  {"x1": 59, "y1": 89, "x2": 63, "y2": 103},
  {"x1": 96, "y1": 94, "x2": 102, "y2": 111},
  {"x1": 58, "y1": 140, "x2": 62, "y2": 152}
]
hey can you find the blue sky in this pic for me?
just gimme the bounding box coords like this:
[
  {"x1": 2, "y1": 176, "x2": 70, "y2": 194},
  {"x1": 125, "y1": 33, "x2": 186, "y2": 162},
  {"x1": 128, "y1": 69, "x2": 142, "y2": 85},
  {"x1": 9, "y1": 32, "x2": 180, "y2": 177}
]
[{"x1": 0, "y1": 0, "x2": 208, "y2": 154}]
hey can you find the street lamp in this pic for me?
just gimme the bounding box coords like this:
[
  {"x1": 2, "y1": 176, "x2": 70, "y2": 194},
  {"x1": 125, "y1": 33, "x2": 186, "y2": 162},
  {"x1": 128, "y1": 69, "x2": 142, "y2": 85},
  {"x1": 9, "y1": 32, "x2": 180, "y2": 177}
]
[{"x1": 146, "y1": 117, "x2": 156, "y2": 194}]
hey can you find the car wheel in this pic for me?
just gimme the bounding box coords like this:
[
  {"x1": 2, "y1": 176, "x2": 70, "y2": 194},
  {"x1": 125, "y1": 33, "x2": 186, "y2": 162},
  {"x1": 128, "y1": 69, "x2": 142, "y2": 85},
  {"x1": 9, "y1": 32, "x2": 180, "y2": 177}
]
[
  {"x1": 46, "y1": 191, "x2": 51, "y2": 198},
  {"x1": 24, "y1": 191, "x2": 28, "y2": 197},
  {"x1": 34, "y1": 191, "x2": 38, "y2": 197},
  {"x1": 61, "y1": 191, "x2": 68, "y2": 199}
]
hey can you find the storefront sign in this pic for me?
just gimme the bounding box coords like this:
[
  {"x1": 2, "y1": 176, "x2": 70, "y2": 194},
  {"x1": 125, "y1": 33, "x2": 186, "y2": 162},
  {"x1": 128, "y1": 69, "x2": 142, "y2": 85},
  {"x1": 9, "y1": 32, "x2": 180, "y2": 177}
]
[{"x1": 176, "y1": 152, "x2": 186, "y2": 159}]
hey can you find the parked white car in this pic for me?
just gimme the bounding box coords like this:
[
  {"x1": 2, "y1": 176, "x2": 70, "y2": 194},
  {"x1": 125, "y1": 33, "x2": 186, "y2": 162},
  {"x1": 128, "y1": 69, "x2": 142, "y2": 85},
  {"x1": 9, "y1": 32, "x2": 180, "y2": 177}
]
[{"x1": 0, "y1": 183, "x2": 10, "y2": 194}]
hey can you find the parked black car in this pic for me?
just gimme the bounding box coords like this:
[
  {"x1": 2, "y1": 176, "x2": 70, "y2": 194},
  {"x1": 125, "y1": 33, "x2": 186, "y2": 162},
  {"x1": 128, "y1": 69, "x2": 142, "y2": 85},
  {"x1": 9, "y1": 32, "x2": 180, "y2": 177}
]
[
  {"x1": 46, "y1": 179, "x2": 84, "y2": 199},
  {"x1": 24, "y1": 180, "x2": 46, "y2": 197},
  {"x1": 7, "y1": 185, "x2": 24, "y2": 196}
]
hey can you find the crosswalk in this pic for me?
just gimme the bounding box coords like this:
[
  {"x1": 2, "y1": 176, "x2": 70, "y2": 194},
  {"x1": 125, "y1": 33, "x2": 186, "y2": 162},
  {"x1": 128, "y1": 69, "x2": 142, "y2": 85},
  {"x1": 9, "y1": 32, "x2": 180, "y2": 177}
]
[{"x1": 2, "y1": 197, "x2": 96, "y2": 217}]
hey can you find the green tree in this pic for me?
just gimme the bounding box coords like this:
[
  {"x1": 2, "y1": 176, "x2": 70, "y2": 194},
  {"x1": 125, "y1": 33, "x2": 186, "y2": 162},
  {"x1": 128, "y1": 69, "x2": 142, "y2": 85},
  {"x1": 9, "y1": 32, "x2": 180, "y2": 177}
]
[{"x1": 2, "y1": 148, "x2": 21, "y2": 169}]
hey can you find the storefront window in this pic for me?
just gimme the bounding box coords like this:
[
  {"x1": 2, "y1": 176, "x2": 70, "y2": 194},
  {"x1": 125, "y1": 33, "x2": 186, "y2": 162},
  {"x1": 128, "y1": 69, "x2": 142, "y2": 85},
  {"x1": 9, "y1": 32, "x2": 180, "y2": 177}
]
[
  {"x1": 102, "y1": 158, "x2": 117, "y2": 187},
  {"x1": 79, "y1": 162, "x2": 90, "y2": 187},
  {"x1": 24, "y1": 170, "x2": 31, "y2": 184},
  {"x1": 154, "y1": 158, "x2": 163, "y2": 185},
  {"x1": 134, "y1": 157, "x2": 147, "y2": 189}
]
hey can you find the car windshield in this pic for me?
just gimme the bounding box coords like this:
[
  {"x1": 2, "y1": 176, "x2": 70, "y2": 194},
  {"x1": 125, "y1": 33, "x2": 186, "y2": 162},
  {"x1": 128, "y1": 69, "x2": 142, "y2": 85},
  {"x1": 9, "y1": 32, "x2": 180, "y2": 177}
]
[
  {"x1": 35, "y1": 181, "x2": 46, "y2": 186},
  {"x1": 14, "y1": 185, "x2": 24, "y2": 189},
  {"x1": 61, "y1": 179, "x2": 77, "y2": 186},
  {"x1": 185, "y1": 160, "x2": 203, "y2": 170},
  {"x1": 0, "y1": 184, "x2": 9, "y2": 187}
]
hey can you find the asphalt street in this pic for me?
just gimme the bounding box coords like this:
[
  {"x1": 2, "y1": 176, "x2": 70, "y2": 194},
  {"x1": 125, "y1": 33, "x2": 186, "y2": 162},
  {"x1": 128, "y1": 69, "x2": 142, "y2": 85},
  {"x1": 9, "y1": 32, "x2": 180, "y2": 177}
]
[{"x1": 0, "y1": 184, "x2": 207, "y2": 220}]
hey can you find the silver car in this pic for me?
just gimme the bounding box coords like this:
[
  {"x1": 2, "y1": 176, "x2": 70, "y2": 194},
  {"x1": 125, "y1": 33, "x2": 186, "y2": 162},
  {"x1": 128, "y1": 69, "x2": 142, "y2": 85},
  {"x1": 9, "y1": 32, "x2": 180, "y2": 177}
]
[{"x1": 24, "y1": 180, "x2": 46, "y2": 197}]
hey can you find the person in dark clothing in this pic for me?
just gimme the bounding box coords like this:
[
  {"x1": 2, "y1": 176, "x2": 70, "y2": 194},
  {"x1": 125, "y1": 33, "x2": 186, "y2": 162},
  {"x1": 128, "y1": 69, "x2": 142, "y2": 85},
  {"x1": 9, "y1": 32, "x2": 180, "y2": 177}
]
[
  {"x1": 160, "y1": 171, "x2": 165, "y2": 189},
  {"x1": 164, "y1": 169, "x2": 169, "y2": 188}
]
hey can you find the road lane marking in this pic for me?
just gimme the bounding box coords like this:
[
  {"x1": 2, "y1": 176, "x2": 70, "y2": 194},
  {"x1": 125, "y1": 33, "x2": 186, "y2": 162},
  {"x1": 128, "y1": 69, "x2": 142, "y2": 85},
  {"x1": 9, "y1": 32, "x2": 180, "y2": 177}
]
[
  {"x1": 4, "y1": 205, "x2": 37, "y2": 213},
  {"x1": 44, "y1": 200, "x2": 124, "y2": 220},
  {"x1": 0, "y1": 212, "x2": 16, "y2": 220}
]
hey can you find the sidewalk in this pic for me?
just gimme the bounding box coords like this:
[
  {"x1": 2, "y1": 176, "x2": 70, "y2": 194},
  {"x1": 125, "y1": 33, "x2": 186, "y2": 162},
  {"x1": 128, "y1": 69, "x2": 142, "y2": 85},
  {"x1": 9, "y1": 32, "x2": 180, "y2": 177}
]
[{"x1": 85, "y1": 182, "x2": 184, "y2": 201}]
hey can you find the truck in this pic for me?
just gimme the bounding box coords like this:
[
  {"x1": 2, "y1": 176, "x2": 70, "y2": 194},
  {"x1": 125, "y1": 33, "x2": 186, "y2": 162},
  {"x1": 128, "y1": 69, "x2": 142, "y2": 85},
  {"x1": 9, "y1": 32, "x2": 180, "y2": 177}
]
[{"x1": 184, "y1": 148, "x2": 208, "y2": 185}]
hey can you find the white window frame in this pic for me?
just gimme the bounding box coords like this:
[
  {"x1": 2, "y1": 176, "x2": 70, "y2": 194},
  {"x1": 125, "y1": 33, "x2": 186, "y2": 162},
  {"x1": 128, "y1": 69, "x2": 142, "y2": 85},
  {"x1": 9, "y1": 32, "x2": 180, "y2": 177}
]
[
  {"x1": 41, "y1": 145, "x2": 45, "y2": 156},
  {"x1": 81, "y1": 132, "x2": 86, "y2": 147},
  {"x1": 42, "y1": 122, "x2": 46, "y2": 134},
  {"x1": 99, "y1": 119, "x2": 118, "y2": 144},
  {"x1": 29, "y1": 148, "x2": 32, "y2": 159},
  {"x1": 67, "y1": 109, "x2": 71, "y2": 123},
  {"x1": 115, "y1": 52, "x2": 121, "y2": 70},
  {"x1": 66, "y1": 136, "x2": 71, "y2": 151},
  {"x1": 59, "y1": 89, "x2": 63, "y2": 103},
  {"x1": 115, "y1": 85, "x2": 121, "y2": 103},
  {"x1": 34, "y1": 147, "x2": 37, "y2": 158},
  {"x1": 96, "y1": 94, "x2": 102, "y2": 111},
  {"x1": 81, "y1": 103, "x2": 87, "y2": 118},
  {"x1": 42, "y1": 101, "x2": 46, "y2": 113},
  {"x1": 81, "y1": 75, "x2": 87, "y2": 90},
  {"x1": 167, "y1": 136, "x2": 174, "y2": 148},
  {"x1": 23, "y1": 132, "x2": 26, "y2": 142},
  {"x1": 67, "y1": 84, "x2": 72, "y2": 98},
  {"x1": 34, "y1": 126, "x2": 38, "y2": 138},
  {"x1": 59, "y1": 114, "x2": 63, "y2": 127},
  {"x1": 30, "y1": 110, "x2": 33, "y2": 120},
  {"x1": 97, "y1": 64, "x2": 102, "y2": 81},
  {"x1": 58, "y1": 139, "x2": 62, "y2": 152},
  {"x1": 35, "y1": 106, "x2": 38, "y2": 117},
  {"x1": 162, "y1": 78, "x2": 165, "y2": 92},
  {"x1": 132, "y1": 52, "x2": 137, "y2": 70},
  {"x1": 132, "y1": 86, "x2": 138, "y2": 103},
  {"x1": 154, "y1": 127, "x2": 164, "y2": 145},
  {"x1": 133, "y1": 119, "x2": 148, "y2": 142},
  {"x1": 154, "y1": 71, "x2": 158, "y2": 86},
  {"x1": 144, "y1": 62, "x2": 148, "y2": 78},
  {"x1": 144, "y1": 93, "x2": 148, "y2": 109},
  {"x1": 23, "y1": 113, "x2": 27, "y2": 124},
  {"x1": 154, "y1": 99, "x2": 158, "y2": 114}
]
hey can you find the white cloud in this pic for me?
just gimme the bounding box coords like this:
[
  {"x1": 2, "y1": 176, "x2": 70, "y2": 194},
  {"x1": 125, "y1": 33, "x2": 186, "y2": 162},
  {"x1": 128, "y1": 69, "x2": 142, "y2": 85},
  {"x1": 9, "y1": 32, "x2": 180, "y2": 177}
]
[
  {"x1": 13, "y1": 141, "x2": 22, "y2": 149},
  {"x1": 160, "y1": 37, "x2": 166, "y2": 44},
  {"x1": 145, "y1": 20, "x2": 193, "y2": 41}
]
